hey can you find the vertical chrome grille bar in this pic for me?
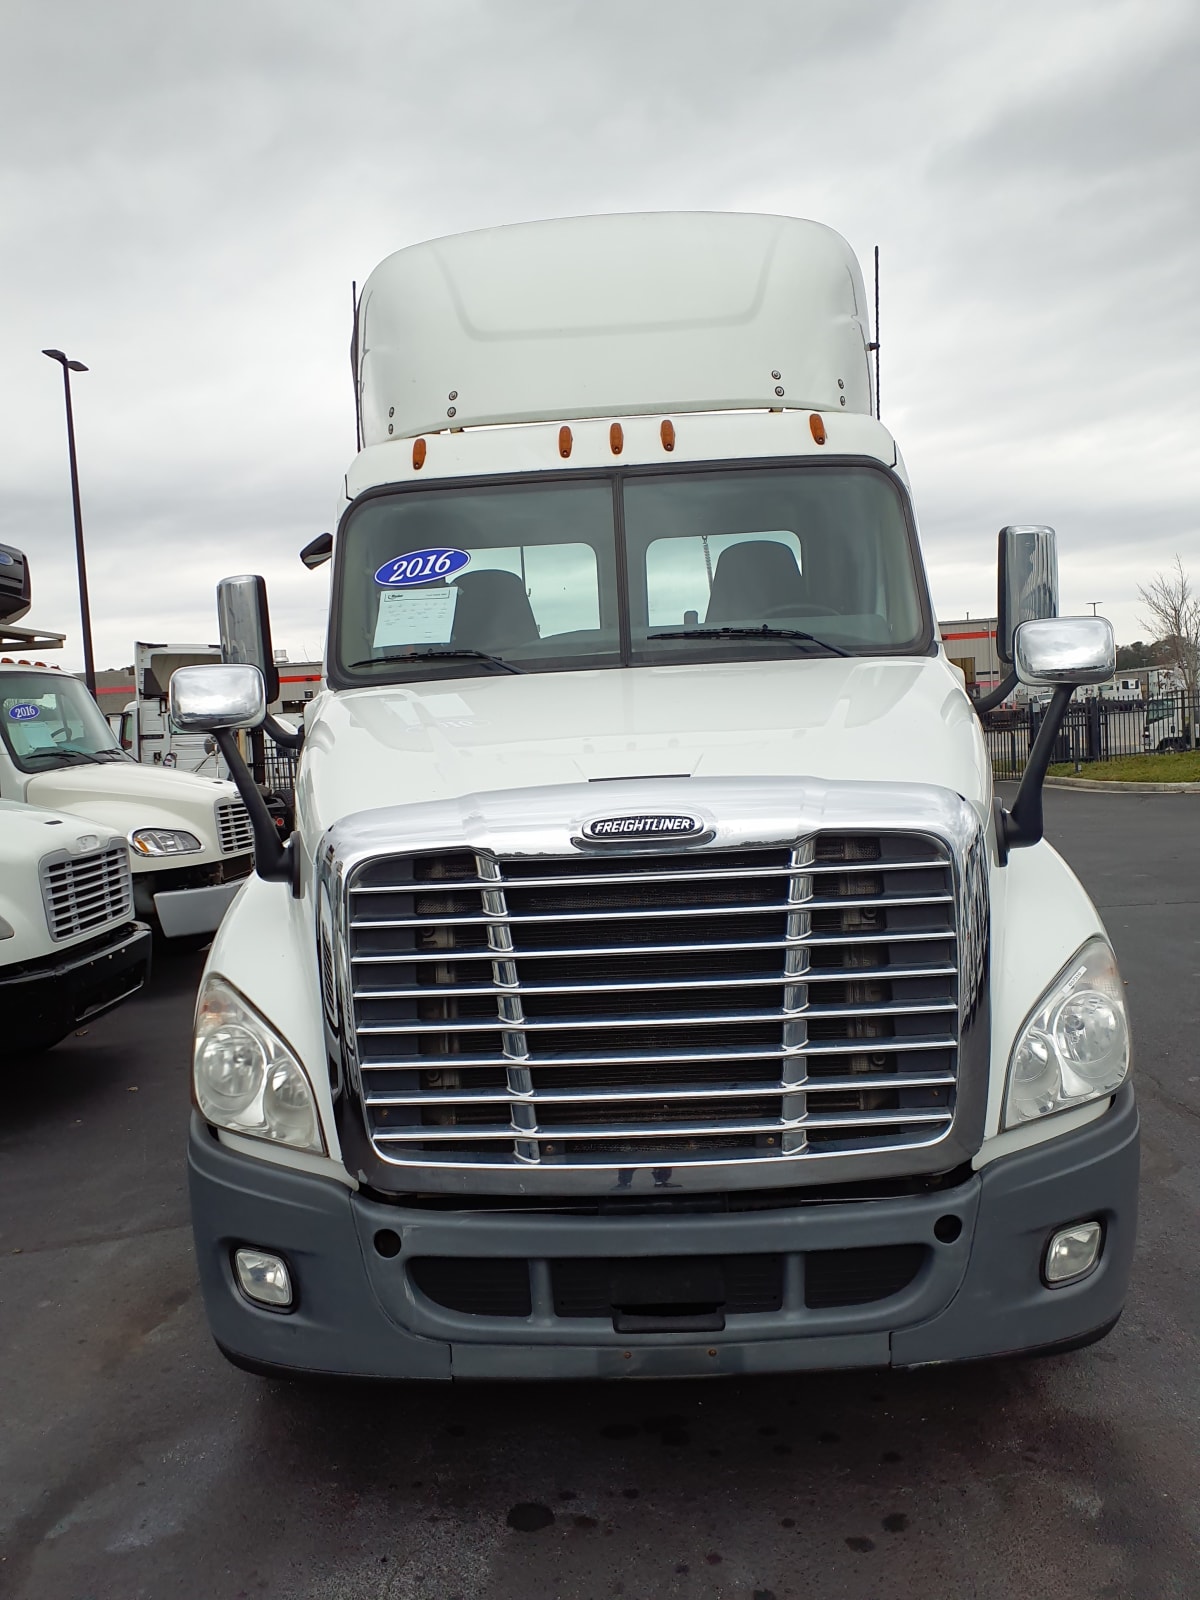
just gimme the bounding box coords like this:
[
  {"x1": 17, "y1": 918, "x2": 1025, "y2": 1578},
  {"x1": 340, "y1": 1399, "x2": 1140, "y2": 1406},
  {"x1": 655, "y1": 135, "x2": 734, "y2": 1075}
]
[
  {"x1": 781, "y1": 840, "x2": 814, "y2": 1155},
  {"x1": 477, "y1": 854, "x2": 540, "y2": 1164}
]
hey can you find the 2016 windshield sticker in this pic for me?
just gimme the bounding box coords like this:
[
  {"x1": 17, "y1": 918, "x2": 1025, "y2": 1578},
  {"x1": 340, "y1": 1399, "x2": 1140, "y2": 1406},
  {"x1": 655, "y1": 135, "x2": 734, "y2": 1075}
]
[
  {"x1": 375, "y1": 547, "x2": 471, "y2": 587},
  {"x1": 7, "y1": 702, "x2": 40, "y2": 722}
]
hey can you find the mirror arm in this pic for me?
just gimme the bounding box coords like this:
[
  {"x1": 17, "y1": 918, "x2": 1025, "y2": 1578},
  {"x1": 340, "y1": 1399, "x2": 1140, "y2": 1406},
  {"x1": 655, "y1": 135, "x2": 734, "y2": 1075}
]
[
  {"x1": 972, "y1": 669, "x2": 1018, "y2": 717},
  {"x1": 262, "y1": 711, "x2": 304, "y2": 751},
  {"x1": 213, "y1": 728, "x2": 300, "y2": 894},
  {"x1": 997, "y1": 682, "x2": 1074, "y2": 860}
]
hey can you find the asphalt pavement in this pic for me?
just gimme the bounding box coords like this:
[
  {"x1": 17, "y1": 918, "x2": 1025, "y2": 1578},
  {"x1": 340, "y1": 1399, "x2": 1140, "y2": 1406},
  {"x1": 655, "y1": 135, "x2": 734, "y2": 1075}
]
[{"x1": 2, "y1": 787, "x2": 1198, "y2": 1600}]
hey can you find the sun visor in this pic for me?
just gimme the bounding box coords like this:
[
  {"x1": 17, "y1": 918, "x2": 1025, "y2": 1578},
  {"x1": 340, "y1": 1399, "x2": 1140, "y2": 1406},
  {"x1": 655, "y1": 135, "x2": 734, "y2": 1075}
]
[{"x1": 356, "y1": 213, "x2": 874, "y2": 444}]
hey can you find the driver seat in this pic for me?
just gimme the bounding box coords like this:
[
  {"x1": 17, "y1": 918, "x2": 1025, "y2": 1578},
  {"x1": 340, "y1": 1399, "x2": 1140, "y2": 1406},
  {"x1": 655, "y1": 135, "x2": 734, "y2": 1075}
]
[
  {"x1": 704, "y1": 540, "x2": 807, "y2": 625},
  {"x1": 450, "y1": 569, "x2": 539, "y2": 654}
]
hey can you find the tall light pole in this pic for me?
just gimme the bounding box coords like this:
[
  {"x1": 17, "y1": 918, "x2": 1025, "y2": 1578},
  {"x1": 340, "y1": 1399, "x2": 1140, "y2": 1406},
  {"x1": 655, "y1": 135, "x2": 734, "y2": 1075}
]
[
  {"x1": 42, "y1": 348, "x2": 96, "y2": 697},
  {"x1": 1087, "y1": 600, "x2": 1103, "y2": 616}
]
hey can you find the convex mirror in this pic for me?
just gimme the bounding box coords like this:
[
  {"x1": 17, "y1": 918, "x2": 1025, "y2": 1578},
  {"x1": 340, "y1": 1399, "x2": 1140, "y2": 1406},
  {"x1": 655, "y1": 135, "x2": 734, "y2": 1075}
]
[
  {"x1": 997, "y1": 526, "x2": 1059, "y2": 663},
  {"x1": 170, "y1": 664, "x2": 267, "y2": 731},
  {"x1": 1014, "y1": 617, "x2": 1115, "y2": 688},
  {"x1": 217, "y1": 575, "x2": 280, "y2": 703}
]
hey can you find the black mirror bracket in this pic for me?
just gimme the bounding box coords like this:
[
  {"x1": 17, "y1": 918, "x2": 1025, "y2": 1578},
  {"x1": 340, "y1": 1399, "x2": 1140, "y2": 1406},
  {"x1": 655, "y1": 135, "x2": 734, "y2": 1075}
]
[
  {"x1": 214, "y1": 728, "x2": 301, "y2": 895},
  {"x1": 996, "y1": 682, "x2": 1074, "y2": 864},
  {"x1": 972, "y1": 668, "x2": 1018, "y2": 717},
  {"x1": 262, "y1": 711, "x2": 305, "y2": 751}
]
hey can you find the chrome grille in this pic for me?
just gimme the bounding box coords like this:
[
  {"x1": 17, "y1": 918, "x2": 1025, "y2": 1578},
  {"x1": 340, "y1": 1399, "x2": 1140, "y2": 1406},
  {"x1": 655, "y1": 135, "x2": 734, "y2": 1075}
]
[
  {"x1": 346, "y1": 833, "x2": 960, "y2": 1171},
  {"x1": 216, "y1": 797, "x2": 254, "y2": 855},
  {"x1": 39, "y1": 842, "x2": 133, "y2": 942}
]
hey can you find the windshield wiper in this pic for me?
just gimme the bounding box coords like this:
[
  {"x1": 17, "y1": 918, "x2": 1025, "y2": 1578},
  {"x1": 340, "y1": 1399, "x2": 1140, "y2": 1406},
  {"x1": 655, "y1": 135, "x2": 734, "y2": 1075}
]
[
  {"x1": 348, "y1": 648, "x2": 525, "y2": 675},
  {"x1": 21, "y1": 747, "x2": 109, "y2": 766},
  {"x1": 647, "y1": 626, "x2": 849, "y2": 657}
]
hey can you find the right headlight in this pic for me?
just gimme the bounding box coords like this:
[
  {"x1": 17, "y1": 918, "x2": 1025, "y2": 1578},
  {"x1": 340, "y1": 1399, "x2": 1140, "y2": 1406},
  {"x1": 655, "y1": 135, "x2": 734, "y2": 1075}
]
[
  {"x1": 1003, "y1": 936, "x2": 1130, "y2": 1128},
  {"x1": 194, "y1": 975, "x2": 325, "y2": 1153}
]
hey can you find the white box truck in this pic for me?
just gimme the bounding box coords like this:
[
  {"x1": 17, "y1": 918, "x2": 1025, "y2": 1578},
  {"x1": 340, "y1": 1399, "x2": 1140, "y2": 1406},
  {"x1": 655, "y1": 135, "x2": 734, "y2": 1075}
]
[
  {"x1": 171, "y1": 214, "x2": 1138, "y2": 1380},
  {"x1": 0, "y1": 547, "x2": 255, "y2": 944}
]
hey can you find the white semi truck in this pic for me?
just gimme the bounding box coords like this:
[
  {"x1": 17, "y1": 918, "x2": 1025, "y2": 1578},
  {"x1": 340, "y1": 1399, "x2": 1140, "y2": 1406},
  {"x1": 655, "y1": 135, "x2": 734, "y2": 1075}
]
[
  {"x1": 0, "y1": 547, "x2": 255, "y2": 944},
  {"x1": 172, "y1": 214, "x2": 1137, "y2": 1380}
]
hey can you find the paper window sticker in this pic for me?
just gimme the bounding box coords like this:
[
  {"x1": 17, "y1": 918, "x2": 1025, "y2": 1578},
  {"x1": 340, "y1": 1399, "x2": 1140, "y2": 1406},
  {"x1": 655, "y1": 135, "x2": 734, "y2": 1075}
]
[{"x1": 373, "y1": 586, "x2": 459, "y2": 647}]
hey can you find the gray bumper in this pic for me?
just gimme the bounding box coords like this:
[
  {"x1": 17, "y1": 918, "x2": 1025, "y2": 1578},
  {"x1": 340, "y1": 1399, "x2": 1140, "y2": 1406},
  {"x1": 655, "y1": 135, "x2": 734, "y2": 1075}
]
[
  {"x1": 153, "y1": 880, "x2": 241, "y2": 938},
  {"x1": 188, "y1": 1087, "x2": 1139, "y2": 1380}
]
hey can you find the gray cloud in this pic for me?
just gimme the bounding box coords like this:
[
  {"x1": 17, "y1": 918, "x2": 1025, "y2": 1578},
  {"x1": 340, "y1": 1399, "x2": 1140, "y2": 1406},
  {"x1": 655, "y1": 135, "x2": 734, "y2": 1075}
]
[{"x1": 3, "y1": 0, "x2": 1197, "y2": 666}]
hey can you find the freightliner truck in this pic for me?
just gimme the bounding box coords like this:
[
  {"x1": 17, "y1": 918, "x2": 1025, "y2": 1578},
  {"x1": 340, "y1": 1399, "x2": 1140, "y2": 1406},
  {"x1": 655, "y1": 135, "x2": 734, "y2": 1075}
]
[
  {"x1": 0, "y1": 545, "x2": 255, "y2": 946},
  {"x1": 171, "y1": 213, "x2": 1138, "y2": 1379}
]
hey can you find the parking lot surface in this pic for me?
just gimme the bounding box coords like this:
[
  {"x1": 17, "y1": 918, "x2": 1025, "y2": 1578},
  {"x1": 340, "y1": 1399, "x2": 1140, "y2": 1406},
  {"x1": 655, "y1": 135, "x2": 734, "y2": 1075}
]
[{"x1": 2, "y1": 787, "x2": 1198, "y2": 1600}]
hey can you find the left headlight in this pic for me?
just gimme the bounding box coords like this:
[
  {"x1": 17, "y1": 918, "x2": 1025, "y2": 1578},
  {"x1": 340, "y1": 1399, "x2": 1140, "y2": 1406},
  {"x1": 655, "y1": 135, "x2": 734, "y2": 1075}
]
[
  {"x1": 194, "y1": 975, "x2": 325, "y2": 1153},
  {"x1": 129, "y1": 827, "x2": 203, "y2": 856},
  {"x1": 1003, "y1": 936, "x2": 1130, "y2": 1128}
]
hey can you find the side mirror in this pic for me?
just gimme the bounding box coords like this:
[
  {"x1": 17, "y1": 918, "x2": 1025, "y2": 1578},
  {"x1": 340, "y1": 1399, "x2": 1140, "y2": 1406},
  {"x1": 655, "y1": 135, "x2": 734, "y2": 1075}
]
[
  {"x1": 997, "y1": 526, "x2": 1059, "y2": 664},
  {"x1": 1014, "y1": 617, "x2": 1115, "y2": 688},
  {"x1": 169, "y1": 664, "x2": 266, "y2": 731},
  {"x1": 300, "y1": 533, "x2": 333, "y2": 570},
  {"x1": 216, "y1": 575, "x2": 280, "y2": 703}
]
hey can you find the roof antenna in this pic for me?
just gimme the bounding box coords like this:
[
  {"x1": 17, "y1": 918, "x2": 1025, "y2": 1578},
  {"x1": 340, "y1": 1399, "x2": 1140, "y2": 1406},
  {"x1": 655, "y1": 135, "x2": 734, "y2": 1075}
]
[
  {"x1": 871, "y1": 245, "x2": 881, "y2": 420},
  {"x1": 351, "y1": 280, "x2": 363, "y2": 453}
]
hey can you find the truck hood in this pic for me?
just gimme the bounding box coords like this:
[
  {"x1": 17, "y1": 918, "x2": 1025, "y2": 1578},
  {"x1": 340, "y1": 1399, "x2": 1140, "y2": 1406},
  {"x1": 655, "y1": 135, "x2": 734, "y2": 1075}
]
[
  {"x1": 298, "y1": 657, "x2": 991, "y2": 845},
  {"x1": 24, "y1": 762, "x2": 237, "y2": 864}
]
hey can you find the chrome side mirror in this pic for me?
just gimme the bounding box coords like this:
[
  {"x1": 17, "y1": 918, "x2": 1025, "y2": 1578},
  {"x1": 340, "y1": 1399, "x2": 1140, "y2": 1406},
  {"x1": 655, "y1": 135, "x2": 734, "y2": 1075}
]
[
  {"x1": 169, "y1": 664, "x2": 266, "y2": 731},
  {"x1": 1014, "y1": 617, "x2": 1115, "y2": 687},
  {"x1": 217, "y1": 575, "x2": 280, "y2": 703},
  {"x1": 997, "y1": 526, "x2": 1059, "y2": 664}
]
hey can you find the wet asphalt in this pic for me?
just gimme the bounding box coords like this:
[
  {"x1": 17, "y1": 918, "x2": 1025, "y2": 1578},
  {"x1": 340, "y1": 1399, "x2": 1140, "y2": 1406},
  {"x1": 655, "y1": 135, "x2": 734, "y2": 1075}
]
[{"x1": 1, "y1": 786, "x2": 1197, "y2": 1600}]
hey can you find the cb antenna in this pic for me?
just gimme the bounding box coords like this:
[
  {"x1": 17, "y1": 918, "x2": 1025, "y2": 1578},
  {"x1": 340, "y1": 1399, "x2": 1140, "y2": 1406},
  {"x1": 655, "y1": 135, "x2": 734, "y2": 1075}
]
[
  {"x1": 871, "y1": 245, "x2": 881, "y2": 420},
  {"x1": 351, "y1": 280, "x2": 363, "y2": 453}
]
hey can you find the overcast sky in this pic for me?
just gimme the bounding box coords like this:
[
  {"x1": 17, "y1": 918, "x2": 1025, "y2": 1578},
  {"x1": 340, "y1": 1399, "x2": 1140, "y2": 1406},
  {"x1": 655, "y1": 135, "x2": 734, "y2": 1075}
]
[{"x1": 3, "y1": 0, "x2": 1197, "y2": 671}]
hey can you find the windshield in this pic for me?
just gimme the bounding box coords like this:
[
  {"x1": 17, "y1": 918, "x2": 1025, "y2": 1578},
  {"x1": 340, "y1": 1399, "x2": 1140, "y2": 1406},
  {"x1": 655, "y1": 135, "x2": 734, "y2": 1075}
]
[
  {"x1": 331, "y1": 462, "x2": 930, "y2": 684},
  {"x1": 0, "y1": 672, "x2": 129, "y2": 773}
]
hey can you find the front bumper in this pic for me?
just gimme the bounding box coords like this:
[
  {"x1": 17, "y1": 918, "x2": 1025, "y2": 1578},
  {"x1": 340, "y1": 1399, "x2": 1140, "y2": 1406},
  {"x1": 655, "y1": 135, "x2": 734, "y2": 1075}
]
[
  {"x1": 133, "y1": 855, "x2": 252, "y2": 937},
  {"x1": 1, "y1": 921, "x2": 152, "y2": 1054},
  {"x1": 189, "y1": 1086, "x2": 1139, "y2": 1380}
]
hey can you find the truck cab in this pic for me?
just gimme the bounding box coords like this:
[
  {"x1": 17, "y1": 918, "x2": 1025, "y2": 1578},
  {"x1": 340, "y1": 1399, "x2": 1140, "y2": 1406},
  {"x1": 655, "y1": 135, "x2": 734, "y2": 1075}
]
[{"x1": 173, "y1": 214, "x2": 1137, "y2": 1380}]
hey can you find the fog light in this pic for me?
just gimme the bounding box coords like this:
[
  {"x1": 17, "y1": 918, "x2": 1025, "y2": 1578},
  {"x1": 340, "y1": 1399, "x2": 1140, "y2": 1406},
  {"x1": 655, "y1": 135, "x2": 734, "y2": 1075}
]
[
  {"x1": 1044, "y1": 1222, "x2": 1102, "y2": 1285},
  {"x1": 234, "y1": 1248, "x2": 293, "y2": 1308}
]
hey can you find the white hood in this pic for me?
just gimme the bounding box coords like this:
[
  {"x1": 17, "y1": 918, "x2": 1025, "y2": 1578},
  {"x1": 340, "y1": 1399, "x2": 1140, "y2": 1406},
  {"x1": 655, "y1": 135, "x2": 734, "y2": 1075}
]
[
  {"x1": 298, "y1": 657, "x2": 991, "y2": 845},
  {"x1": 23, "y1": 762, "x2": 238, "y2": 867}
]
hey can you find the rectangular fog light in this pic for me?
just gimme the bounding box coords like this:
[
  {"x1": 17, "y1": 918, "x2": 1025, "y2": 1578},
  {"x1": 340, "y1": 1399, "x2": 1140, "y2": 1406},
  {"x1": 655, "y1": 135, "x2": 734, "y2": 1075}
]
[
  {"x1": 1044, "y1": 1222, "x2": 1102, "y2": 1286},
  {"x1": 234, "y1": 1248, "x2": 293, "y2": 1308}
]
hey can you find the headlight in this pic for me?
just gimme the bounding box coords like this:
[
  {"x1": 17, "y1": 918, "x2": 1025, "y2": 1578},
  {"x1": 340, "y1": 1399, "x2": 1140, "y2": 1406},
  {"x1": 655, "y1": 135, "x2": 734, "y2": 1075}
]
[
  {"x1": 129, "y1": 827, "x2": 203, "y2": 856},
  {"x1": 194, "y1": 976, "x2": 324, "y2": 1153},
  {"x1": 1003, "y1": 936, "x2": 1130, "y2": 1128}
]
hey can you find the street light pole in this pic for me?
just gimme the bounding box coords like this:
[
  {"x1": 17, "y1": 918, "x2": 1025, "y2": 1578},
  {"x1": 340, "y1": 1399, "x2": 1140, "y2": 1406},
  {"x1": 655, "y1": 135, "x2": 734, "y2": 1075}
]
[
  {"x1": 42, "y1": 348, "x2": 96, "y2": 697},
  {"x1": 1087, "y1": 600, "x2": 1103, "y2": 616}
]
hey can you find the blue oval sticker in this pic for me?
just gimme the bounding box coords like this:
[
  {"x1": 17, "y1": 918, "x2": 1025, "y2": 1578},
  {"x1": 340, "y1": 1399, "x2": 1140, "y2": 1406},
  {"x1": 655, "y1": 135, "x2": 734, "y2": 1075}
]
[
  {"x1": 7, "y1": 702, "x2": 41, "y2": 722},
  {"x1": 375, "y1": 547, "x2": 471, "y2": 588}
]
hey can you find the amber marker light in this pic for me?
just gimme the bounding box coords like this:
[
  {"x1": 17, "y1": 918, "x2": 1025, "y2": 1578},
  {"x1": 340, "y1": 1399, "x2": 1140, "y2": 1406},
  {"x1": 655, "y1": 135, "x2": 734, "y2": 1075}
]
[
  {"x1": 610, "y1": 422, "x2": 623, "y2": 455},
  {"x1": 412, "y1": 438, "x2": 427, "y2": 470},
  {"x1": 660, "y1": 419, "x2": 676, "y2": 452},
  {"x1": 809, "y1": 414, "x2": 827, "y2": 445},
  {"x1": 559, "y1": 425, "x2": 573, "y2": 458}
]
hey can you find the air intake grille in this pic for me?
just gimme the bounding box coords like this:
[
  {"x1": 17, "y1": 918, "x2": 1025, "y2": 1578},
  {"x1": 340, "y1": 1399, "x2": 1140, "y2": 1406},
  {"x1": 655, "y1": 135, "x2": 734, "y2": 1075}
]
[
  {"x1": 216, "y1": 798, "x2": 254, "y2": 855},
  {"x1": 39, "y1": 842, "x2": 134, "y2": 942},
  {"x1": 347, "y1": 834, "x2": 959, "y2": 1172}
]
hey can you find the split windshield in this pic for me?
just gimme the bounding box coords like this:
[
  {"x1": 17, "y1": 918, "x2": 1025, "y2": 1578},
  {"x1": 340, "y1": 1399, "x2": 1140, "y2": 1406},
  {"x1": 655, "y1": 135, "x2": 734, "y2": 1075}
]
[
  {"x1": 332, "y1": 463, "x2": 930, "y2": 683},
  {"x1": 0, "y1": 671, "x2": 128, "y2": 773}
]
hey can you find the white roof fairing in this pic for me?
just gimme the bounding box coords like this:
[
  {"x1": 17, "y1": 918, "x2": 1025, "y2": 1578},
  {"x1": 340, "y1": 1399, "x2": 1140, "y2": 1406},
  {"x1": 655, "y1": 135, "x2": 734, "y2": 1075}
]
[{"x1": 355, "y1": 213, "x2": 875, "y2": 445}]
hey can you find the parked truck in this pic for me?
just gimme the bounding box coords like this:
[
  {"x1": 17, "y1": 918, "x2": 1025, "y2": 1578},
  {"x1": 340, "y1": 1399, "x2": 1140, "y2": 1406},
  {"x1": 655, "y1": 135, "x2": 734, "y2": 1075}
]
[
  {"x1": 171, "y1": 213, "x2": 1137, "y2": 1380},
  {"x1": 0, "y1": 545, "x2": 255, "y2": 944},
  {"x1": 1, "y1": 798, "x2": 152, "y2": 1057}
]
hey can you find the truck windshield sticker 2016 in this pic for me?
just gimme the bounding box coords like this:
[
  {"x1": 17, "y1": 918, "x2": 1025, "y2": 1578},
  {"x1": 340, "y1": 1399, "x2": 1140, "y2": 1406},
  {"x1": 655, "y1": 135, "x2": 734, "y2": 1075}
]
[
  {"x1": 374, "y1": 547, "x2": 472, "y2": 587},
  {"x1": 584, "y1": 814, "x2": 701, "y2": 838}
]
